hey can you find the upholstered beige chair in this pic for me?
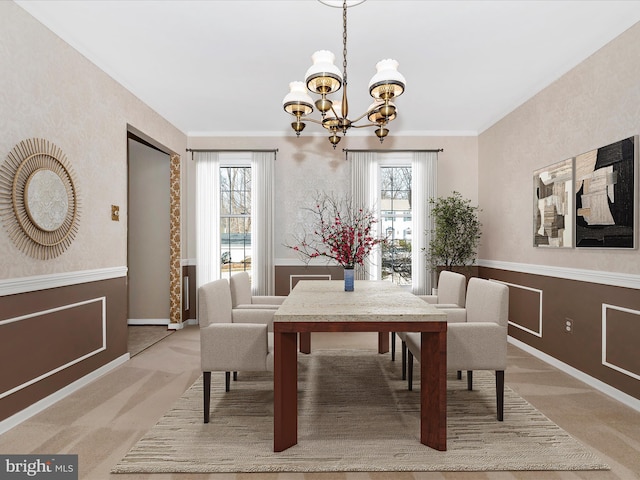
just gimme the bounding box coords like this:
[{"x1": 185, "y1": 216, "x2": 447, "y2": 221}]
[
  {"x1": 396, "y1": 270, "x2": 467, "y2": 374},
  {"x1": 417, "y1": 270, "x2": 467, "y2": 308},
  {"x1": 198, "y1": 278, "x2": 275, "y2": 423},
  {"x1": 404, "y1": 277, "x2": 509, "y2": 420},
  {"x1": 229, "y1": 271, "x2": 285, "y2": 309}
]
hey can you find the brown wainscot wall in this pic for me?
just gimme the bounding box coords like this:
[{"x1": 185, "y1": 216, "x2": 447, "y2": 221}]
[
  {"x1": 182, "y1": 264, "x2": 197, "y2": 321},
  {"x1": 275, "y1": 265, "x2": 346, "y2": 296},
  {"x1": 0, "y1": 274, "x2": 128, "y2": 424},
  {"x1": 478, "y1": 265, "x2": 640, "y2": 402}
]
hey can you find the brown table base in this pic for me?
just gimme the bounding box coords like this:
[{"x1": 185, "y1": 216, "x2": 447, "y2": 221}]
[
  {"x1": 274, "y1": 322, "x2": 447, "y2": 452},
  {"x1": 298, "y1": 331, "x2": 390, "y2": 354}
]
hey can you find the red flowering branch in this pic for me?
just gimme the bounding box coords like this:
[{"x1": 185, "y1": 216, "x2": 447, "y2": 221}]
[{"x1": 285, "y1": 192, "x2": 387, "y2": 267}]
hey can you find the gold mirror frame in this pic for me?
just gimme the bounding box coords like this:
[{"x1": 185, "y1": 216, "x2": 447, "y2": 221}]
[{"x1": 0, "y1": 138, "x2": 80, "y2": 259}]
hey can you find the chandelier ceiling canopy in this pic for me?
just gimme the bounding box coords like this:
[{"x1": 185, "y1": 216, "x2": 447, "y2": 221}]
[{"x1": 283, "y1": 0, "x2": 406, "y2": 148}]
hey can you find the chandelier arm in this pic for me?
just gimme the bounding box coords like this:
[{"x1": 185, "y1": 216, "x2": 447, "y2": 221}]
[
  {"x1": 329, "y1": 104, "x2": 341, "y2": 119},
  {"x1": 348, "y1": 107, "x2": 383, "y2": 124},
  {"x1": 350, "y1": 122, "x2": 384, "y2": 129},
  {"x1": 297, "y1": 117, "x2": 326, "y2": 126}
]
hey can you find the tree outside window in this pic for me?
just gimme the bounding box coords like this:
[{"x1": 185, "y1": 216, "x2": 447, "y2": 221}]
[
  {"x1": 220, "y1": 166, "x2": 251, "y2": 279},
  {"x1": 380, "y1": 166, "x2": 412, "y2": 285}
]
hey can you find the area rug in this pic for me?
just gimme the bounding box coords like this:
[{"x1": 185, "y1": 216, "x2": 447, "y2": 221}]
[{"x1": 112, "y1": 349, "x2": 608, "y2": 473}]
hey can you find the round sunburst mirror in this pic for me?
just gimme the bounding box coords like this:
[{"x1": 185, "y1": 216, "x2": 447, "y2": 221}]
[{"x1": 0, "y1": 138, "x2": 80, "y2": 259}]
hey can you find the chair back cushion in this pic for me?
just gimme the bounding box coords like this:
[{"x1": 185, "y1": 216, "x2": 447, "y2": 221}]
[
  {"x1": 230, "y1": 272, "x2": 252, "y2": 307},
  {"x1": 465, "y1": 278, "x2": 509, "y2": 326},
  {"x1": 198, "y1": 279, "x2": 232, "y2": 327},
  {"x1": 436, "y1": 270, "x2": 467, "y2": 307}
]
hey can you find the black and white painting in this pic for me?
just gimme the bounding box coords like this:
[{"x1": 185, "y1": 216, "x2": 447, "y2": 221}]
[
  {"x1": 575, "y1": 136, "x2": 636, "y2": 248},
  {"x1": 534, "y1": 158, "x2": 574, "y2": 247}
]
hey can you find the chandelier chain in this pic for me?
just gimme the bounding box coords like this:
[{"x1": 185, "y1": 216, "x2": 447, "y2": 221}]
[
  {"x1": 283, "y1": 0, "x2": 405, "y2": 147},
  {"x1": 343, "y1": 0, "x2": 348, "y2": 85}
]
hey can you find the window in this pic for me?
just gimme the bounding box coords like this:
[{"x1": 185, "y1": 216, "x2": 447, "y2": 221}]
[
  {"x1": 380, "y1": 164, "x2": 412, "y2": 286},
  {"x1": 219, "y1": 162, "x2": 251, "y2": 280},
  {"x1": 350, "y1": 150, "x2": 436, "y2": 294},
  {"x1": 196, "y1": 150, "x2": 275, "y2": 292}
]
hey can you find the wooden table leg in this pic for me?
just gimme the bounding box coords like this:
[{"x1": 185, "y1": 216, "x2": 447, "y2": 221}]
[
  {"x1": 299, "y1": 332, "x2": 311, "y2": 354},
  {"x1": 378, "y1": 332, "x2": 389, "y2": 354},
  {"x1": 420, "y1": 329, "x2": 447, "y2": 451},
  {"x1": 274, "y1": 331, "x2": 298, "y2": 452}
]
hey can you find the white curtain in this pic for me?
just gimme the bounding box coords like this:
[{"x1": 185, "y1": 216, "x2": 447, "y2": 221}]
[
  {"x1": 195, "y1": 152, "x2": 220, "y2": 288},
  {"x1": 251, "y1": 151, "x2": 276, "y2": 295},
  {"x1": 412, "y1": 151, "x2": 438, "y2": 295},
  {"x1": 350, "y1": 151, "x2": 379, "y2": 280}
]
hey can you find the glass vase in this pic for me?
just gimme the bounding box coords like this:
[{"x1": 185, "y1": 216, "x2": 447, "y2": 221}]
[{"x1": 344, "y1": 266, "x2": 355, "y2": 292}]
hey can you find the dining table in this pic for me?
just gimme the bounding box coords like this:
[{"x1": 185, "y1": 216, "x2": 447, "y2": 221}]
[{"x1": 272, "y1": 279, "x2": 448, "y2": 452}]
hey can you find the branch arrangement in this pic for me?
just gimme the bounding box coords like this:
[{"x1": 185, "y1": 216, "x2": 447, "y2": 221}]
[{"x1": 285, "y1": 192, "x2": 387, "y2": 267}]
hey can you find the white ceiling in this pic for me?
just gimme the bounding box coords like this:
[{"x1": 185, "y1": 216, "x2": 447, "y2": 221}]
[{"x1": 15, "y1": 0, "x2": 640, "y2": 137}]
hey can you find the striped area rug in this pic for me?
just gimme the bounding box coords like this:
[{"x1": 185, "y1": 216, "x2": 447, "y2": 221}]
[{"x1": 112, "y1": 349, "x2": 608, "y2": 473}]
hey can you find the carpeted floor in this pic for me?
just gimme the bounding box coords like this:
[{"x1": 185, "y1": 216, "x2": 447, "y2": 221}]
[
  {"x1": 127, "y1": 326, "x2": 173, "y2": 357},
  {"x1": 112, "y1": 349, "x2": 608, "y2": 474}
]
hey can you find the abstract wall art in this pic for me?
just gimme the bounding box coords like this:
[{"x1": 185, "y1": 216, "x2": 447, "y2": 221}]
[
  {"x1": 534, "y1": 158, "x2": 574, "y2": 247},
  {"x1": 575, "y1": 136, "x2": 636, "y2": 248}
]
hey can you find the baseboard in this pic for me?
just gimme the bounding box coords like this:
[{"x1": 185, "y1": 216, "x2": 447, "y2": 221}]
[
  {"x1": 508, "y1": 336, "x2": 640, "y2": 413},
  {"x1": 168, "y1": 319, "x2": 198, "y2": 330},
  {"x1": 127, "y1": 318, "x2": 170, "y2": 326},
  {"x1": 0, "y1": 353, "x2": 129, "y2": 435}
]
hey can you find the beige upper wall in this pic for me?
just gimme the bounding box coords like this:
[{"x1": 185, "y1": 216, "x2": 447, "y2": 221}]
[
  {"x1": 478, "y1": 22, "x2": 640, "y2": 274},
  {"x1": 6, "y1": 0, "x2": 637, "y2": 277},
  {"x1": 185, "y1": 134, "x2": 478, "y2": 260},
  {"x1": 0, "y1": 2, "x2": 187, "y2": 280}
]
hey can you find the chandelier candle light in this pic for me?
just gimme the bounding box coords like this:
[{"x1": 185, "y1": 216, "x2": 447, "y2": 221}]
[{"x1": 283, "y1": 0, "x2": 406, "y2": 148}]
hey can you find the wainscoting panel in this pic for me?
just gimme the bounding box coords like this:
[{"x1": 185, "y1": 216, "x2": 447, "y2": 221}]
[
  {"x1": 0, "y1": 276, "x2": 127, "y2": 422},
  {"x1": 495, "y1": 280, "x2": 543, "y2": 338},
  {"x1": 479, "y1": 266, "x2": 640, "y2": 401},
  {"x1": 0, "y1": 297, "x2": 105, "y2": 401},
  {"x1": 602, "y1": 304, "x2": 640, "y2": 381},
  {"x1": 275, "y1": 265, "x2": 344, "y2": 295}
]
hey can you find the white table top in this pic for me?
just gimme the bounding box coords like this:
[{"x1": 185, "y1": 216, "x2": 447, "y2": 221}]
[{"x1": 273, "y1": 280, "x2": 446, "y2": 323}]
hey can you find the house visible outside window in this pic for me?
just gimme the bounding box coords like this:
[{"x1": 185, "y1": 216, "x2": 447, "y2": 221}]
[
  {"x1": 219, "y1": 162, "x2": 251, "y2": 280},
  {"x1": 379, "y1": 161, "x2": 412, "y2": 286}
]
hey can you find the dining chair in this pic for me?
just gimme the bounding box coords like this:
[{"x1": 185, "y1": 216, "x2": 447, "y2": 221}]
[
  {"x1": 198, "y1": 278, "x2": 275, "y2": 423},
  {"x1": 404, "y1": 277, "x2": 509, "y2": 421},
  {"x1": 395, "y1": 270, "x2": 467, "y2": 377},
  {"x1": 229, "y1": 271, "x2": 285, "y2": 309},
  {"x1": 417, "y1": 270, "x2": 467, "y2": 308}
]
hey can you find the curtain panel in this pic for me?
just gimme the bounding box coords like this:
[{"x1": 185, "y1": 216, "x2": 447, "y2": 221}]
[
  {"x1": 412, "y1": 151, "x2": 438, "y2": 295},
  {"x1": 195, "y1": 152, "x2": 221, "y2": 288},
  {"x1": 350, "y1": 151, "x2": 379, "y2": 280},
  {"x1": 251, "y1": 151, "x2": 276, "y2": 295}
]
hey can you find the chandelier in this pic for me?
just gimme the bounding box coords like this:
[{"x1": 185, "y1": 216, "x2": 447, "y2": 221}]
[{"x1": 282, "y1": 0, "x2": 406, "y2": 148}]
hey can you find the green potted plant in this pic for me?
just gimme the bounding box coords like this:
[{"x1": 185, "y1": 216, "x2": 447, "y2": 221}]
[{"x1": 426, "y1": 191, "x2": 481, "y2": 279}]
